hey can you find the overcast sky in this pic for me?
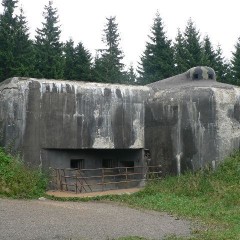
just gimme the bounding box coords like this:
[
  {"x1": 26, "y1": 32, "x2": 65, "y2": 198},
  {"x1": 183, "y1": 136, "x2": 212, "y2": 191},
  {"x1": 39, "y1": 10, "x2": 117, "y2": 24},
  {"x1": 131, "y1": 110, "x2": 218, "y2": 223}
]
[{"x1": 1, "y1": 0, "x2": 240, "y2": 68}]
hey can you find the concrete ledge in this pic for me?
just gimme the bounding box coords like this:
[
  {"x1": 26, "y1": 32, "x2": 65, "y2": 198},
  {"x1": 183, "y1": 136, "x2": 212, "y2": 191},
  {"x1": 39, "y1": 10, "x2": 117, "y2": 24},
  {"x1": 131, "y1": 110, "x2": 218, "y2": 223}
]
[{"x1": 46, "y1": 188, "x2": 141, "y2": 198}]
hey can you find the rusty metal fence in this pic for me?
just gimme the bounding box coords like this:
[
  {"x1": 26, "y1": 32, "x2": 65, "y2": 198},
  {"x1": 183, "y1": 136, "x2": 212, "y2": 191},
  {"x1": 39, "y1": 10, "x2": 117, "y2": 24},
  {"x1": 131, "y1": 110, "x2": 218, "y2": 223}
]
[{"x1": 50, "y1": 165, "x2": 161, "y2": 193}]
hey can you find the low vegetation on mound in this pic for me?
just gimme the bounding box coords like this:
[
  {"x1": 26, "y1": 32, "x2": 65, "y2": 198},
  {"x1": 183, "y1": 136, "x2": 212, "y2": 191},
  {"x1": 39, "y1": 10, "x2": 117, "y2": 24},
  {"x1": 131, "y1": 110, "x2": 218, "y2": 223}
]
[
  {"x1": 107, "y1": 153, "x2": 240, "y2": 240},
  {"x1": 46, "y1": 152, "x2": 240, "y2": 239},
  {"x1": 0, "y1": 148, "x2": 47, "y2": 198}
]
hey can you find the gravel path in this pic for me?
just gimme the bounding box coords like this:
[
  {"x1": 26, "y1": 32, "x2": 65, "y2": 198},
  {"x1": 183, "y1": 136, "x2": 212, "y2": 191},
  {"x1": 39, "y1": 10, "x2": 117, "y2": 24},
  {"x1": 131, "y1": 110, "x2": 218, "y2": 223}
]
[{"x1": 0, "y1": 198, "x2": 191, "y2": 240}]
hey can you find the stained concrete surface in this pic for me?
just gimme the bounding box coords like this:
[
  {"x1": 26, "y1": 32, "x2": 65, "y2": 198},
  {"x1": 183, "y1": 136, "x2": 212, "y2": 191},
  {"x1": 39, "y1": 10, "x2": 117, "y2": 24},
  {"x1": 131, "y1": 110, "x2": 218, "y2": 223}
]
[
  {"x1": 146, "y1": 71, "x2": 240, "y2": 174},
  {"x1": 2, "y1": 67, "x2": 239, "y2": 176},
  {"x1": 0, "y1": 198, "x2": 191, "y2": 240},
  {"x1": 0, "y1": 78, "x2": 148, "y2": 170}
]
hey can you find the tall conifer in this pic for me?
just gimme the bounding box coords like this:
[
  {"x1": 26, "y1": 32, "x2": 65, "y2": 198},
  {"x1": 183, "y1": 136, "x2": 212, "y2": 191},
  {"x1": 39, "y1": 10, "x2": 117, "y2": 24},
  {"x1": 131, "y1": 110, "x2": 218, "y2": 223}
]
[
  {"x1": 183, "y1": 18, "x2": 204, "y2": 67},
  {"x1": 174, "y1": 29, "x2": 190, "y2": 74},
  {"x1": 214, "y1": 44, "x2": 231, "y2": 83},
  {"x1": 0, "y1": 0, "x2": 33, "y2": 81},
  {"x1": 63, "y1": 39, "x2": 92, "y2": 81},
  {"x1": 126, "y1": 63, "x2": 137, "y2": 84},
  {"x1": 138, "y1": 11, "x2": 174, "y2": 85},
  {"x1": 202, "y1": 35, "x2": 216, "y2": 67},
  {"x1": 74, "y1": 42, "x2": 92, "y2": 81},
  {"x1": 0, "y1": 0, "x2": 18, "y2": 81},
  {"x1": 34, "y1": 0, "x2": 63, "y2": 79},
  {"x1": 231, "y1": 37, "x2": 240, "y2": 85},
  {"x1": 63, "y1": 39, "x2": 76, "y2": 80},
  {"x1": 13, "y1": 7, "x2": 34, "y2": 77},
  {"x1": 93, "y1": 16, "x2": 125, "y2": 83}
]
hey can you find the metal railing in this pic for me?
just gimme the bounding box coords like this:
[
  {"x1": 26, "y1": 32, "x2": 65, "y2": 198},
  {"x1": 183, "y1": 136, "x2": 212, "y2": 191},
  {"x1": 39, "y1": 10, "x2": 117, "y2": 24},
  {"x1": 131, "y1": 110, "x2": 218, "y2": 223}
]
[{"x1": 50, "y1": 165, "x2": 162, "y2": 193}]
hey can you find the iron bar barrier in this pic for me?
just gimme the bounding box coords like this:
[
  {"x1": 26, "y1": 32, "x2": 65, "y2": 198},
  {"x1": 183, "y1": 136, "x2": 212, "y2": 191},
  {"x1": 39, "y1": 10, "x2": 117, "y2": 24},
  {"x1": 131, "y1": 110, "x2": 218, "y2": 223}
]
[{"x1": 49, "y1": 165, "x2": 162, "y2": 194}]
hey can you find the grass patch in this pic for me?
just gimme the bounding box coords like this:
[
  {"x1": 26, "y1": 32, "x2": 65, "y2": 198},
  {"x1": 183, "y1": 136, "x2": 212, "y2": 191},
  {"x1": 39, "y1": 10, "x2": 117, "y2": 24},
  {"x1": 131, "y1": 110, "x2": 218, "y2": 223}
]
[
  {"x1": 0, "y1": 147, "x2": 47, "y2": 198},
  {"x1": 45, "y1": 153, "x2": 240, "y2": 239},
  {"x1": 82, "y1": 153, "x2": 240, "y2": 240}
]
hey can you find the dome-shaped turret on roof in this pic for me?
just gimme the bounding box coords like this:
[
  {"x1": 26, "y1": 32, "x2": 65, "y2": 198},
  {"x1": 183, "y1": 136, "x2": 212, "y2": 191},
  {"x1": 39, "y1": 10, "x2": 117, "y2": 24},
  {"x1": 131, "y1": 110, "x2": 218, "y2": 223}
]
[{"x1": 186, "y1": 66, "x2": 216, "y2": 81}]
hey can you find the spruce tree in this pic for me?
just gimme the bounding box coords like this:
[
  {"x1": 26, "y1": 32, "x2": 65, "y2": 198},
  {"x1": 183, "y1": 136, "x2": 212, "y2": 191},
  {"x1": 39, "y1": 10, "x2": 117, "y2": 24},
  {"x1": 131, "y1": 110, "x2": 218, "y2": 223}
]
[
  {"x1": 231, "y1": 37, "x2": 240, "y2": 85},
  {"x1": 214, "y1": 44, "x2": 231, "y2": 83},
  {"x1": 63, "y1": 40, "x2": 92, "y2": 81},
  {"x1": 137, "y1": 11, "x2": 174, "y2": 85},
  {"x1": 34, "y1": 0, "x2": 63, "y2": 79},
  {"x1": 63, "y1": 38, "x2": 76, "y2": 80},
  {"x1": 0, "y1": 0, "x2": 33, "y2": 81},
  {"x1": 93, "y1": 16, "x2": 125, "y2": 83},
  {"x1": 93, "y1": 52, "x2": 105, "y2": 83},
  {"x1": 0, "y1": 0, "x2": 18, "y2": 81},
  {"x1": 13, "y1": 7, "x2": 34, "y2": 77},
  {"x1": 173, "y1": 29, "x2": 190, "y2": 74},
  {"x1": 126, "y1": 63, "x2": 137, "y2": 84},
  {"x1": 201, "y1": 36, "x2": 230, "y2": 83},
  {"x1": 202, "y1": 35, "x2": 217, "y2": 67},
  {"x1": 183, "y1": 18, "x2": 204, "y2": 67},
  {"x1": 74, "y1": 42, "x2": 92, "y2": 81}
]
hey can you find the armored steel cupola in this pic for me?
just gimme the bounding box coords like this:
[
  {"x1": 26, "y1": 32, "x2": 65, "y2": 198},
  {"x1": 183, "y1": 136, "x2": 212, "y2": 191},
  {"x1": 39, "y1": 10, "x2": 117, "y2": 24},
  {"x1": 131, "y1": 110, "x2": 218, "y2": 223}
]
[{"x1": 186, "y1": 66, "x2": 216, "y2": 81}]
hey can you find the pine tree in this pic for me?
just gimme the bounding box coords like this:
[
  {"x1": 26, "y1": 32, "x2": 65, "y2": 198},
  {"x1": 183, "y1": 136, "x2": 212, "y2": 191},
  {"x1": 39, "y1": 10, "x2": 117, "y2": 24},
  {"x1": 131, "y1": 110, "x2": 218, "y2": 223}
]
[
  {"x1": 126, "y1": 63, "x2": 137, "y2": 84},
  {"x1": 74, "y1": 42, "x2": 92, "y2": 81},
  {"x1": 12, "y1": 7, "x2": 34, "y2": 77},
  {"x1": 137, "y1": 11, "x2": 174, "y2": 85},
  {"x1": 231, "y1": 37, "x2": 240, "y2": 85},
  {"x1": 214, "y1": 44, "x2": 231, "y2": 83},
  {"x1": 173, "y1": 28, "x2": 190, "y2": 74},
  {"x1": 0, "y1": 0, "x2": 33, "y2": 81},
  {"x1": 201, "y1": 36, "x2": 230, "y2": 83},
  {"x1": 34, "y1": 0, "x2": 63, "y2": 79},
  {"x1": 63, "y1": 38, "x2": 76, "y2": 80},
  {"x1": 202, "y1": 35, "x2": 216, "y2": 67},
  {"x1": 183, "y1": 18, "x2": 204, "y2": 67},
  {"x1": 93, "y1": 16, "x2": 125, "y2": 83},
  {"x1": 63, "y1": 40, "x2": 92, "y2": 81},
  {"x1": 0, "y1": 0, "x2": 18, "y2": 81},
  {"x1": 93, "y1": 52, "x2": 105, "y2": 83}
]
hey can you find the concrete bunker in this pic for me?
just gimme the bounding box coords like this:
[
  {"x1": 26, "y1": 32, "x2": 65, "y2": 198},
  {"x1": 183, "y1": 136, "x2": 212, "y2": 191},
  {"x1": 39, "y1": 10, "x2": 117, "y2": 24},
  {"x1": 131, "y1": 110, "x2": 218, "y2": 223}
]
[
  {"x1": 1, "y1": 66, "x2": 240, "y2": 192},
  {"x1": 146, "y1": 66, "x2": 240, "y2": 175},
  {"x1": 0, "y1": 78, "x2": 151, "y2": 192}
]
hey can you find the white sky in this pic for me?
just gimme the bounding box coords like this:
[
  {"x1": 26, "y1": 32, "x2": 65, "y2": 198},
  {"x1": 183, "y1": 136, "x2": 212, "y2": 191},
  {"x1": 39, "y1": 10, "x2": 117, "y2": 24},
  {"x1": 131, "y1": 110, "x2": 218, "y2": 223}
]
[{"x1": 1, "y1": 0, "x2": 240, "y2": 68}]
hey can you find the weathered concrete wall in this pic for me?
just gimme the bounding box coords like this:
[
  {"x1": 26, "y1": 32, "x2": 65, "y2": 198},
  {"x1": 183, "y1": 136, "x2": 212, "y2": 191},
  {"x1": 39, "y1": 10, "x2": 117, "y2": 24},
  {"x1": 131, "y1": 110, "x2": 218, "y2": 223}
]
[
  {"x1": 39, "y1": 80, "x2": 148, "y2": 149},
  {"x1": 0, "y1": 78, "x2": 28, "y2": 153},
  {"x1": 0, "y1": 77, "x2": 149, "y2": 168},
  {"x1": 212, "y1": 87, "x2": 240, "y2": 161},
  {"x1": 2, "y1": 67, "x2": 240, "y2": 176},
  {"x1": 145, "y1": 87, "x2": 217, "y2": 174},
  {"x1": 145, "y1": 67, "x2": 240, "y2": 174}
]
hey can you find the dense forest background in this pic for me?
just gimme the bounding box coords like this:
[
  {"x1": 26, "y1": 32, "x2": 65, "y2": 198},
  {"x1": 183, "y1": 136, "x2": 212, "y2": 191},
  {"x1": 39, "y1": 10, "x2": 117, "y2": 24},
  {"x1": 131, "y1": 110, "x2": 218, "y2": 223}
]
[{"x1": 0, "y1": 0, "x2": 240, "y2": 85}]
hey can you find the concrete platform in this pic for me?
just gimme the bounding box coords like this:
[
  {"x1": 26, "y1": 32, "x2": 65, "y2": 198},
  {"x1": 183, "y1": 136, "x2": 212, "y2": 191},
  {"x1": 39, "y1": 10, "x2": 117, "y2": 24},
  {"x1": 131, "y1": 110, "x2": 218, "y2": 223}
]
[{"x1": 46, "y1": 188, "x2": 141, "y2": 198}]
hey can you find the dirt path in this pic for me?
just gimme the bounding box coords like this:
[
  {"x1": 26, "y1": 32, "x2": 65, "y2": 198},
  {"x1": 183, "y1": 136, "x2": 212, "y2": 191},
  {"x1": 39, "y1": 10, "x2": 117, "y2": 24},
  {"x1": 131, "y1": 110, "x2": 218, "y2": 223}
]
[{"x1": 0, "y1": 198, "x2": 191, "y2": 240}]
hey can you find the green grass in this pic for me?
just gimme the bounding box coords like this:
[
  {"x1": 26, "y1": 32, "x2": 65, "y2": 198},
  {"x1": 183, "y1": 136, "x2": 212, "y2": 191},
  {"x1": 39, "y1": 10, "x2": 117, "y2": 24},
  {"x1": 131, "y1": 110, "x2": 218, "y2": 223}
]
[
  {"x1": 0, "y1": 147, "x2": 48, "y2": 198},
  {"x1": 105, "y1": 153, "x2": 240, "y2": 240},
  {"x1": 46, "y1": 153, "x2": 240, "y2": 239}
]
